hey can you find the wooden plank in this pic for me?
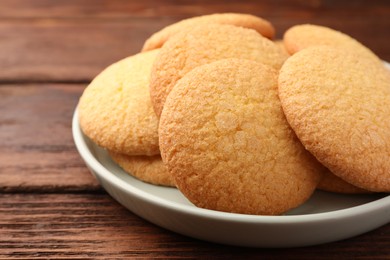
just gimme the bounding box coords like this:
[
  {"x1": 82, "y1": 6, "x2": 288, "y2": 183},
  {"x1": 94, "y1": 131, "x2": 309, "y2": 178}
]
[
  {"x1": 0, "y1": 19, "x2": 150, "y2": 83},
  {"x1": 0, "y1": 193, "x2": 389, "y2": 258},
  {"x1": 0, "y1": 0, "x2": 389, "y2": 19},
  {"x1": 0, "y1": 84, "x2": 100, "y2": 192},
  {"x1": 0, "y1": 2, "x2": 388, "y2": 258},
  {"x1": 0, "y1": 2, "x2": 388, "y2": 82}
]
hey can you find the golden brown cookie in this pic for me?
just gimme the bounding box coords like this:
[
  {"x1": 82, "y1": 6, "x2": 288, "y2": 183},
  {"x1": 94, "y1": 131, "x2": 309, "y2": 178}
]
[
  {"x1": 78, "y1": 50, "x2": 160, "y2": 156},
  {"x1": 159, "y1": 59, "x2": 324, "y2": 215},
  {"x1": 317, "y1": 171, "x2": 370, "y2": 194},
  {"x1": 109, "y1": 152, "x2": 175, "y2": 187},
  {"x1": 283, "y1": 24, "x2": 381, "y2": 64},
  {"x1": 142, "y1": 13, "x2": 275, "y2": 52},
  {"x1": 150, "y1": 24, "x2": 288, "y2": 117},
  {"x1": 278, "y1": 46, "x2": 390, "y2": 192},
  {"x1": 274, "y1": 39, "x2": 290, "y2": 57}
]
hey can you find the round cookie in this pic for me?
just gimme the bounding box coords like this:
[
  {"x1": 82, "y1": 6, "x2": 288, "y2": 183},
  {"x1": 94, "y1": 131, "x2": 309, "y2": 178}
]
[
  {"x1": 317, "y1": 171, "x2": 370, "y2": 194},
  {"x1": 274, "y1": 39, "x2": 290, "y2": 57},
  {"x1": 159, "y1": 59, "x2": 324, "y2": 215},
  {"x1": 142, "y1": 13, "x2": 275, "y2": 52},
  {"x1": 78, "y1": 50, "x2": 160, "y2": 156},
  {"x1": 150, "y1": 24, "x2": 288, "y2": 117},
  {"x1": 283, "y1": 24, "x2": 381, "y2": 64},
  {"x1": 109, "y1": 152, "x2": 175, "y2": 187},
  {"x1": 278, "y1": 46, "x2": 390, "y2": 192}
]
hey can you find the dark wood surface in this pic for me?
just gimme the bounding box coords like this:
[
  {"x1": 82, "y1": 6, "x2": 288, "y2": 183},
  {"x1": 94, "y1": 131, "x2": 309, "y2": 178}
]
[{"x1": 1, "y1": 0, "x2": 389, "y2": 258}]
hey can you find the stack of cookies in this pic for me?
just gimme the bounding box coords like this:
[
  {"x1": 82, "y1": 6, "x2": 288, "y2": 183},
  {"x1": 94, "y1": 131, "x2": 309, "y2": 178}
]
[{"x1": 78, "y1": 13, "x2": 390, "y2": 215}]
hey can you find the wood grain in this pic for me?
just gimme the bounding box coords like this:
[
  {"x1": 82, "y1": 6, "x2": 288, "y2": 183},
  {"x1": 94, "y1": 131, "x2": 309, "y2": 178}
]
[
  {"x1": 0, "y1": 0, "x2": 388, "y2": 82},
  {"x1": 0, "y1": 20, "x2": 149, "y2": 83},
  {"x1": 0, "y1": 85, "x2": 100, "y2": 192},
  {"x1": 0, "y1": 0, "x2": 389, "y2": 257},
  {"x1": 0, "y1": 194, "x2": 389, "y2": 258},
  {"x1": 0, "y1": 0, "x2": 389, "y2": 19}
]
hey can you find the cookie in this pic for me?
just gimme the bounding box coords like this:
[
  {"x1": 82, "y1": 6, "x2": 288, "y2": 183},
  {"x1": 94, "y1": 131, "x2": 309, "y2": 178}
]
[
  {"x1": 283, "y1": 24, "x2": 381, "y2": 64},
  {"x1": 317, "y1": 170, "x2": 370, "y2": 194},
  {"x1": 150, "y1": 24, "x2": 288, "y2": 117},
  {"x1": 109, "y1": 152, "x2": 175, "y2": 187},
  {"x1": 274, "y1": 39, "x2": 290, "y2": 56},
  {"x1": 78, "y1": 50, "x2": 160, "y2": 156},
  {"x1": 278, "y1": 46, "x2": 390, "y2": 192},
  {"x1": 142, "y1": 13, "x2": 275, "y2": 52},
  {"x1": 159, "y1": 59, "x2": 324, "y2": 215}
]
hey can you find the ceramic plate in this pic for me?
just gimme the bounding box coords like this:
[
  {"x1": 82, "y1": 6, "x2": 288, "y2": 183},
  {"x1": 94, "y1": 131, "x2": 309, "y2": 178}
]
[{"x1": 72, "y1": 62, "x2": 390, "y2": 248}]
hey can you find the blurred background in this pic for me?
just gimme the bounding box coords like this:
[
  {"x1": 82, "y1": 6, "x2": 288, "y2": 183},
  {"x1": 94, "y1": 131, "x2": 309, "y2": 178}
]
[
  {"x1": 0, "y1": 0, "x2": 388, "y2": 84},
  {"x1": 0, "y1": 1, "x2": 389, "y2": 258}
]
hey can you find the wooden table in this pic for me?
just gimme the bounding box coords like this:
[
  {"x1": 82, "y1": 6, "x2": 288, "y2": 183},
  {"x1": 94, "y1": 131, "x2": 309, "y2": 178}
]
[{"x1": 1, "y1": 0, "x2": 389, "y2": 258}]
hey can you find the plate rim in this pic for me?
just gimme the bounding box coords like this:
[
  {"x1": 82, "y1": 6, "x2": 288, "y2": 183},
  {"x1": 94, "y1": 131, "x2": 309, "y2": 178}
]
[{"x1": 72, "y1": 108, "x2": 390, "y2": 224}]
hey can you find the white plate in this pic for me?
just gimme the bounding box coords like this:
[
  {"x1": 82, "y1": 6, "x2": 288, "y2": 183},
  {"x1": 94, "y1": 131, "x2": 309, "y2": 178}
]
[{"x1": 72, "y1": 62, "x2": 390, "y2": 248}]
